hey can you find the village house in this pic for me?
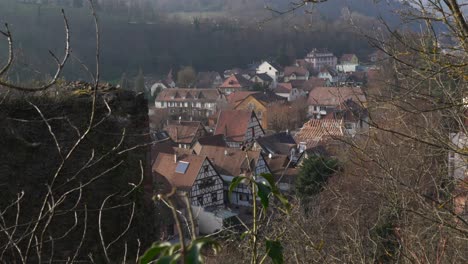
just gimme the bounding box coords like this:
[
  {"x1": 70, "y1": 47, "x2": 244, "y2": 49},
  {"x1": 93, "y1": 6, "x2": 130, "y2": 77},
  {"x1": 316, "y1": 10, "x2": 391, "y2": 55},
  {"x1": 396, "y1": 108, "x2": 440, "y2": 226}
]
[
  {"x1": 198, "y1": 145, "x2": 271, "y2": 206},
  {"x1": 218, "y1": 74, "x2": 253, "y2": 95},
  {"x1": 214, "y1": 110, "x2": 264, "y2": 148},
  {"x1": 336, "y1": 54, "x2": 359, "y2": 73},
  {"x1": 249, "y1": 73, "x2": 273, "y2": 88},
  {"x1": 154, "y1": 88, "x2": 226, "y2": 118},
  {"x1": 274, "y1": 83, "x2": 307, "y2": 102},
  {"x1": 195, "y1": 71, "x2": 223, "y2": 88},
  {"x1": 192, "y1": 134, "x2": 227, "y2": 155},
  {"x1": 283, "y1": 66, "x2": 310, "y2": 82},
  {"x1": 322, "y1": 99, "x2": 369, "y2": 136},
  {"x1": 153, "y1": 151, "x2": 233, "y2": 234},
  {"x1": 294, "y1": 119, "x2": 346, "y2": 150},
  {"x1": 304, "y1": 48, "x2": 338, "y2": 70},
  {"x1": 164, "y1": 120, "x2": 208, "y2": 149},
  {"x1": 234, "y1": 92, "x2": 287, "y2": 130},
  {"x1": 254, "y1": 131, "x2": 297, "y2": 155},
  {"x1": 318, "y1": 67, "x2": 339, "y2": 82},
  {"x1": 301, "y1": 77, "x2": 330, "y2": 92},
  {"x1": 226, "y1": 91, "x2": 258, "y2": 107},
  {"x1": 256, "y1": 61, "x2": 284, "y2": 86},
  {"x1": 307, "y1": 86, "x2": 366, "y2": 118},
  {"x1": 264, "y1": 154, "x2": 298, "y2": 192}
]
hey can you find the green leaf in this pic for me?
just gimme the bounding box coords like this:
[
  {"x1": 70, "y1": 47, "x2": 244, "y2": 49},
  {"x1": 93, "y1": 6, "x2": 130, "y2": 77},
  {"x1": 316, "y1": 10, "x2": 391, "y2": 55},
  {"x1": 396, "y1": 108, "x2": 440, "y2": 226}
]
[
  {"x1": 139, "y1": 242, "x2": 172, "y2": 264},
  {"x1": 266, "y1": 239, "x2": 284, "y2": 264},
  {"x1": 240, "y1": 230, "x2": 251, "y2": 240},
  {"x1": 256, "y1": 181, "x2": 271, "y2": 209},
  {"x1": 229, "y1": 176, "x2": 247, "y2": 195},
  {"x1": 260, "y1": 173, "x2": 276, "y2": 189},
  {"x1": 186, "y1": 237, "x2": 221, "y2": 264},
  {"x1": 274, "y1": 192, "x2": 291, "y2": 213},
  {"x1": 155, "y1": 256, "x2": 176, "y2": 264}
]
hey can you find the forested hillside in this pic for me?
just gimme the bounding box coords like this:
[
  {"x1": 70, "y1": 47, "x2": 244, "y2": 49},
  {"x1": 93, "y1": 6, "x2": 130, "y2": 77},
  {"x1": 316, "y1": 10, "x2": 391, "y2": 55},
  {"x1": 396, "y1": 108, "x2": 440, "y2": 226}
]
[{"x1": 0, "y1": 0, "x2": 403, "y2": 82}]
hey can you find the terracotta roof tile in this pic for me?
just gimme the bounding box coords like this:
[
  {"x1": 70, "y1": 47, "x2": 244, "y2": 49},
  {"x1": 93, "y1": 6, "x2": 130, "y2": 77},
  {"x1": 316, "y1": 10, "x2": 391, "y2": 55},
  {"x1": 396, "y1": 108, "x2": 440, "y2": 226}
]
[
  {"x1": 164, "y1": 121, "x2": 205, "y2": 144},
  {"x1": 214, "y1": 110, "x2": 253, "y2": 142},
  {"x1": 198, "y1": 145, "x2": 262, "y2": 177},
  {"x1": 153, "y1": 153, "x2": 207, "y2": 190},
  {"x1": 284, "y1": 66, "x2": 309, "y2": 77},
  {"x1": 307, "y1": 86, "x2": 366, "y2": 106},
  {"x1": 294, "y1": 119, "x2": 345, "y2": 149}
]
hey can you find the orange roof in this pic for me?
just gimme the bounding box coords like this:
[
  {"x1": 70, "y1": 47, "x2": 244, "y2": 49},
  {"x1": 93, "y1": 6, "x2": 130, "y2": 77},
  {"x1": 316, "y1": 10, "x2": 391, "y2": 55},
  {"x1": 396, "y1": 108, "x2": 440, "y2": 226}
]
[
  {"x1": 227, "y1": 91, "x2": 257, "y2": 105},
  {"x1": 198, "y1": 145, "x2": 263, "y2": 177},
  {"x1": 214, "y1": 110, "x2": 254, "y2": 143},
  {"x1": 153, "y1": 152, "x2": 207, "y2": 190},
  {"x1": 294, "y1": 119, "x2": 345, "y2": 149},
  {"x1": 307, "y1": 86, "x2": 366, "y2": 106},
  {"x1": 275, "y1": 83, "x2": 293, "y2": 93},
  {"x1": 164, "y1": 121, "x2": 205, "y2": 144}
]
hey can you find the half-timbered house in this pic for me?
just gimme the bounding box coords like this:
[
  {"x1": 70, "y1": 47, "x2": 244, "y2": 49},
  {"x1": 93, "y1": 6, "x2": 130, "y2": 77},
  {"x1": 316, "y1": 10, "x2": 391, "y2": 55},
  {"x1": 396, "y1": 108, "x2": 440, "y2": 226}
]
[
  {"x1": 198, "y1": 146, "x2": 271, "y2": 206},
  {"x1": 153, "y1": 152, "x2": 224, "y2": 208},
  {"x1": 214, "y1": 110, "x2": 265, "y2": 148}
]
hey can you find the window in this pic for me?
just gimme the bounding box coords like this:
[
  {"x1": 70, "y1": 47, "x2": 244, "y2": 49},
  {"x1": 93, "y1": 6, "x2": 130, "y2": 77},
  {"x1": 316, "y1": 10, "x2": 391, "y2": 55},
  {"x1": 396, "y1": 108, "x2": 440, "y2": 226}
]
[
  {"x1": 345, "y1": 123, "x2": 353, "y2": 129},
  {"x1": 199, "y1": 178, "x2": 215, "y2": 189},
  {"x1": 204, "y1": 165, "x2": 209, "y2": 172},
  {"x1": 239, "y1": 194, "x2": 249, "y2": 201},
  {"x1": 197, "y1": 196, "x2": 203, "y2": 206},
  {"x1": 211, "y1": 192, "x2": 218, "y2": 202}
]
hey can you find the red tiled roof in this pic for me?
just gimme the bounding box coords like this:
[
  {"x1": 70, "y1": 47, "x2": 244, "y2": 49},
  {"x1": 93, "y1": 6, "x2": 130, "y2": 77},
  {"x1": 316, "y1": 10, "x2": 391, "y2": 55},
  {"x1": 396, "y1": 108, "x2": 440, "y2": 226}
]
[
  {"x1": 294, "y1": 119, "x2": 345, "y2": 149},
  {"x1": 164, "y1": 121, "x2": 205, "y2": 144},
  {"x1": 214, "y1": 110, "x2": 253, "y2": 142},
  {"x1": 153, "y1": 152, "x2": 207, "y2": 190},
  {"x1": 156, "y1": 88, "x2": 222, "y2": 102},
  {"x1": 219, "y1": 74, "x2": 252, "y2": 89},
  {"x1": 284, "y1": 66, "x2": 309, "y2": 77},
  {"x1": 307, "y1": 86, "x2": 366, "y2": 106},
  {"x1": 275, "y1": 83, "x2": 293, "y2": 93},
  {"x1": 198, "y1": 145, "x2": 262, "y2": 177},
  {"x1": 302, "y1": 77, "x2": 327, "y2": 92},
  {"x1": 227, "y1": 91, "x2": 257, "y2": 105}
]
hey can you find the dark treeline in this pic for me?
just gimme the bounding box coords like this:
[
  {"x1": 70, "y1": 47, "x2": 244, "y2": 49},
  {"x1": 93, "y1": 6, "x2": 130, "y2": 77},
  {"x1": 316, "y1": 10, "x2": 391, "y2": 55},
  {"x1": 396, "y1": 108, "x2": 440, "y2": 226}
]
[{"x1": 0, "y1": 0, "x2": 379, "y2": 82}]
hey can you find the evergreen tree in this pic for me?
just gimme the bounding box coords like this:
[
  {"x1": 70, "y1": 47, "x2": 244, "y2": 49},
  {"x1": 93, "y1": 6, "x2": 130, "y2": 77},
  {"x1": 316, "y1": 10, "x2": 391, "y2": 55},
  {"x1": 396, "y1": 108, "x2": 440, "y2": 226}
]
[{"x1": 296, "y1": 154, "x2": 339, "y2": 199}]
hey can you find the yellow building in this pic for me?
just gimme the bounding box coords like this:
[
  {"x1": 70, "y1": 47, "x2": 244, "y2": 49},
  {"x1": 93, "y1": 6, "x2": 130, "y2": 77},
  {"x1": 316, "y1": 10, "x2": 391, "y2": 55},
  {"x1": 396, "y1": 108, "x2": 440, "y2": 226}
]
[{"x1": 234, "y1": 92, "x2": 286, "y2": 130}]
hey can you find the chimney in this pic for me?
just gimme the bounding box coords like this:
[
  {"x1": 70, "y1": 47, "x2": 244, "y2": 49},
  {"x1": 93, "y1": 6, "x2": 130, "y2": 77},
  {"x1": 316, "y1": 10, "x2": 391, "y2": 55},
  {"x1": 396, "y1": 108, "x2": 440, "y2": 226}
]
[
  {"x1": 224, "y1": 149, "x2": 228, "y2": 156},
  {"x1": 174, "y1": 153, "x2": 178, "y2": 163},
  {"x1": 268, "y1": 153, "x2": 272, "y2": 159},
  {"x1": 178, "y1": 116, "x2": 182, "y2": 124}
]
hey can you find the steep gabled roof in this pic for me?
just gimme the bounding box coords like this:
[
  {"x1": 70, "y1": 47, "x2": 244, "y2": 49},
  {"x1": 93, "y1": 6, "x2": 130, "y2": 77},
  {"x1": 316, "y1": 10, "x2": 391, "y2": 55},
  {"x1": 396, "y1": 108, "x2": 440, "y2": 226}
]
[
  {"x1": 274, "y1": 83, "x2": 293, "y2": 93},
  {"x1": 294, "y1": 119, "x2": 345, "y2": 149},
  {"x1": 214, "y1": 110, "x2": 255, "y2": 143},
  {"x1": 245, "y1": 91, "x2": 287, "y2": 107},
  {"x1": 196, "y1": 134, "x2": 227, "y2": 148},
  {"x1": 198, "y1": 145, "x2": 263, "y2": 177},
  {"x1": 219, "y1": 74, "x2": 253, "y2": 89},
  {"x1": 153, "y1": 152, "x2": 208, "y2": 189},
  {"x1": 253, "y1": 73, "x2": 273, "y2": 82},
  {"x1": 284, "y1": 66, "x2": 309, "y2": 77},
  {"x1": 164, "y1": 121, "x2": 205, "y2": 144},
  {"x1": 256, "y1": 132, "x2": 297, "y2": 155},
  {"x1": 227, "y1": 91, "x2": 258, "y2": 106},
  {"x1": 156, "y1": 88, "x2": 223, "y2": 102},
  {"x1": 307, "y1": 86, "x2": 366, "y2": 106}
]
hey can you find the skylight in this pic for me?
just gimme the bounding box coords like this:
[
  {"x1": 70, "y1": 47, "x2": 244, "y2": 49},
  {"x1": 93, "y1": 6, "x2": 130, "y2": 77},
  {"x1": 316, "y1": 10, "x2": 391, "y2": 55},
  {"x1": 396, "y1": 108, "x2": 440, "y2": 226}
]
[{"x1": 175, "y1": 161, "x2": 190, "y2": 174}]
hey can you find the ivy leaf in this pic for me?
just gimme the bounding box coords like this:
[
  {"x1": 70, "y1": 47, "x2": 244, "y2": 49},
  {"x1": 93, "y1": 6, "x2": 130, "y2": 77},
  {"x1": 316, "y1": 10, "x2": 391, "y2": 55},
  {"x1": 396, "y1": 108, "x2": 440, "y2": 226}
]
[
  {"x1": 139, "y1": 242, "x2": 172, "y2": 264},
  {"x1": 266, "y1": 239, "x2": 284, "y2": 264},
  {"x1": 256, "y1": 181, "x2": 271, "y2": 209}
]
